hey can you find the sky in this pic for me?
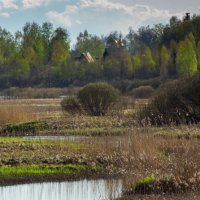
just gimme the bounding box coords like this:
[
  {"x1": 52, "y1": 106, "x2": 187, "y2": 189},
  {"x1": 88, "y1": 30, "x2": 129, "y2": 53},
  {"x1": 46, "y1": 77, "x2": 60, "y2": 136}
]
[{"x1": 0, "y1": 0, "x2": 200, "y2": 45}]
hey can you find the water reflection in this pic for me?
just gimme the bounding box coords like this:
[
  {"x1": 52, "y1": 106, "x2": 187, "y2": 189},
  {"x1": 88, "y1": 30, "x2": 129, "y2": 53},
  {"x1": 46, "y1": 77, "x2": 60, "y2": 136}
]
[
  {"x1": 23, "y1": 135, "x2": 88, "y2": 143},
  {"x1": 23, "y1": 135, "x2": 126, "y2": 147},
  {"x1": 0, "y1": 179, "x2": 122, "y2": 200}
]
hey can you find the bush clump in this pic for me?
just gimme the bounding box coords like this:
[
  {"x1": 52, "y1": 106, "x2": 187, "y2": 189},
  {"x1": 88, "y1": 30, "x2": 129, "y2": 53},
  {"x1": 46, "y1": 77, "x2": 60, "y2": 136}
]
[
  {"x1": 78, "y1": 82, "x2": 119, "y2": 116},
  {"x1": 126, "y1": 174, "x2": 200, "y2": 195},
  {"x1": 139, "y1": 72, "x2": 200, "y2": 125},
  {"x1": 61, "y1": 96, "x2": 82, "y2": 114},
  {"x1": 130, "y1": 86, "x2": 155, "y2": 99}
]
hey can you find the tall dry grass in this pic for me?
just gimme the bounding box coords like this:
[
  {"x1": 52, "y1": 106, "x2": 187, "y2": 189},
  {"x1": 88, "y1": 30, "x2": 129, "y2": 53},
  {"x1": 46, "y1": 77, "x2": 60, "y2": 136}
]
[
  {"x1": 0, "y1": 105, "x2": 37, "y2": 125},
  {"x1": 116, "y1": 131, "x2": 200, "y2": 195}
]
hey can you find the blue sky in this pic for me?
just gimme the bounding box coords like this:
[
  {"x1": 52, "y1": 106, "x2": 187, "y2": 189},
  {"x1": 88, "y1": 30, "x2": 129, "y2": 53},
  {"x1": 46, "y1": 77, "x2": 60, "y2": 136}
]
[{"x1": 0, "y1": 0, "x2": 199, "y2": 45}]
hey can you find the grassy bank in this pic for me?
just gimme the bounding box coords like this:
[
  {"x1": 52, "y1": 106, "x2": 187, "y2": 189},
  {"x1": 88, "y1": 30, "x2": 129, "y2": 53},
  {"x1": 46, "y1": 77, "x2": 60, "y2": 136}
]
[{"x1": 0, "y1": 164, "x2": 103, "y2": 186}]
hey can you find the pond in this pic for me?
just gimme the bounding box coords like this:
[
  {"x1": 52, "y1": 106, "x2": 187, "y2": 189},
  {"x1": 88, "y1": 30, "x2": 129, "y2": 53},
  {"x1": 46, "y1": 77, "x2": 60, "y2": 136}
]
[
  {"x1": 23, "y1": 135, "x2": 127, "y2": 147},
  {"x1": 0, "y1": 179, "x2": 122, "y2": 200}
]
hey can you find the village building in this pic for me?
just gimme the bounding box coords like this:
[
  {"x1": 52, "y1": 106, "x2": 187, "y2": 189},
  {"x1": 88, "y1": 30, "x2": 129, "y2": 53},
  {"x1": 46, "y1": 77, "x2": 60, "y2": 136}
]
[{"x1": 74, "y1": 52, "x2": 94, "y2": 63}]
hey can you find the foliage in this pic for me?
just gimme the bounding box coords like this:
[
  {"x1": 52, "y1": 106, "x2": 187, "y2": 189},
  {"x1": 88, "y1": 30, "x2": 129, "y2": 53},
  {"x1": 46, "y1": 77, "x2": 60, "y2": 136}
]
[
  {"x1": 142, "y1": 47, "x2": 156, "y2": 70},
  {"x1": 61, "y1": 96, "x2": 82, "y2": 114},
  {"x1": 78, "y1": 82, "x2": 119, "y2": 116},
  {"x1": 128, "y1": 78, "x2": 161, "y2": 91},
  {"x1": 139, "y1": 72, "x2": 200, "y2": 125},
  {"x1": 0, "y1": 14, "x2": 200, "y2": 87},
  {"x1": 130, "y1": 86, "x2": 155, "y2": 99},
  {"x1": 2, "y1": 121, "x2": 49, "y2": 135},
  {"x1": 75, "y1": 30, "x2": 105, "y2": 59},
  {"x1": 176, "y1": 33, "x2": 197, "y2": 77},
  {"x1": 160, "y1": 45, "x2": 170, "y2": 79}
]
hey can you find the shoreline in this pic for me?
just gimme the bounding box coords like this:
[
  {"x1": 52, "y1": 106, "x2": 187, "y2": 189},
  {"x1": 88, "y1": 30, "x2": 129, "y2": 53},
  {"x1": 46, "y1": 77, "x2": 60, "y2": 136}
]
[{"x1": 0, "y1": 164, "x2": 121, "y2": 187}]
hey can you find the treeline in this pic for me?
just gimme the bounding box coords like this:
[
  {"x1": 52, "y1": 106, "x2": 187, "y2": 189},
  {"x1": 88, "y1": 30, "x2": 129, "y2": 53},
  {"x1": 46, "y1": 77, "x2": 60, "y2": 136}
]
[{"x1": 0, "y1": 13, "x2": 200, "y2": 88}]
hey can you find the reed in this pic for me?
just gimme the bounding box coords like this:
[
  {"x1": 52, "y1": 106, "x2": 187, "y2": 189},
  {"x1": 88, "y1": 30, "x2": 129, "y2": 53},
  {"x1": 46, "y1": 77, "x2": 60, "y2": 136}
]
[{"x1": 0, "y1": 104, "x2": 37, "y2": 125}]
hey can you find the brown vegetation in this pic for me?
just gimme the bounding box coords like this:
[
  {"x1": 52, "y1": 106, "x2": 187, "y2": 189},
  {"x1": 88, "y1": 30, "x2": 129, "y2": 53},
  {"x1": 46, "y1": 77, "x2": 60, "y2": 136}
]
[
  {"x1": 0, "y1": 104, "x2": 37, "y2": 125},
  {"x1": 0, "y1": 97, "x2": 199, "y2": 200}
]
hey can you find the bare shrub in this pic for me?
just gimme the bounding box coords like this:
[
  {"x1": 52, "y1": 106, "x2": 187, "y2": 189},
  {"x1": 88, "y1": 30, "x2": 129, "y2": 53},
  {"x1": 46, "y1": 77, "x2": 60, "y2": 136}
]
[
  {"x1": 130, "y1": 86, "x2": 155, "y2": 99},
  {"x1": 138, "y1": 72, "x2": 200, "y2": 125},
  {"x1": 78, "y1": 82, "x2": 119, "y2": 116},
  {"x1": 61, "y1": 96, "x2": 82, "y2": 114}
]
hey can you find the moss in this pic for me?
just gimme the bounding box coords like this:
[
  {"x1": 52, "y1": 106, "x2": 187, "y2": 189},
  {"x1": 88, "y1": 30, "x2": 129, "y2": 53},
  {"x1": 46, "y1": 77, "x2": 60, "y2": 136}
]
[{"x1": 134, "y1": 175, "x2": 156, "y2": 194}]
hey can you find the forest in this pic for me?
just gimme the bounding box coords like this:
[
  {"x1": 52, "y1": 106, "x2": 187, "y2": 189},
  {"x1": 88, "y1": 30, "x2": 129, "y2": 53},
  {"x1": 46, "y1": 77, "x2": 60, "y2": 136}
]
[{"x1": 0, "y1": 13, "x2": 200, "y2": 88}]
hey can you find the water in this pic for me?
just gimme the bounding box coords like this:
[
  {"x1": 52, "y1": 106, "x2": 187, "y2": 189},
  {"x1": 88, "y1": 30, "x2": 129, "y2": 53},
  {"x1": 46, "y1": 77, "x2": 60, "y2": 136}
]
[
  {"x1": 23, "y1": 135, "x2": 126, "y2": 147},
  {"x1": 23, "y1": 135, "x2": 88, "y2": 143},
  {"x1": 0, "y1": 179, "x2": 122, "y2": 200}
]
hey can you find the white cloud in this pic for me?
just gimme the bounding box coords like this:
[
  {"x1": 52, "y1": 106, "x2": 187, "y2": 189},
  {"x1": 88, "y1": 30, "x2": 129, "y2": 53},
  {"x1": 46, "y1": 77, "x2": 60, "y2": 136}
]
[
  {"x1": 22, "y1": 0, "x2": 67, "y2": 9},
  {"x1": 46, "y1": 5, "x2": 80, "y2": 27},
  {"x1": 0, "y1": 0, "x2": 18, "y2": 10},
  {"x1": 75, "y1": 20, "x2": 82, "y2": 25},
  {"x1": 22, "y1": 0, "x2": 53, "y2": 9},
  {"x1": 79, "y1": 0, "x2": 183, "y2": 24},
  {"x1": 0, "y1": 12, "x2": 11, "y2": 17}
]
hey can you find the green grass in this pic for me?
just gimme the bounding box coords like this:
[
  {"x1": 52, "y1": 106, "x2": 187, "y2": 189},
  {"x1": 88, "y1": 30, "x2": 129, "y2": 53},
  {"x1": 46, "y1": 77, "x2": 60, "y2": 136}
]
[
  {"x1": 1, "y1": 121, "x2": 49, "y2": 134},
  {"x1": 136, "y1": 175, "x2": 156, "y2": 187},
  {"x1": 152, "y1": 126, "x2": 200, "y2": 138},
  {"x1": 0, "y1": 164, "x2": 102, "y2": 177},
  {"x1": 0, "y1": 136, "x2": 85, "y2": 151},
  {"x1": 41, "y1": 127, "x2": 132, "y2": 136}
]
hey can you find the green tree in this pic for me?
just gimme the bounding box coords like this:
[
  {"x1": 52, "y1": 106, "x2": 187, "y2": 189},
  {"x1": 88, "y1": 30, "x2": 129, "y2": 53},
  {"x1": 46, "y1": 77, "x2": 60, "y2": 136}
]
[
  {"x1": 160, "y1": 45, "x2": 170, "y2": 78},
  {"x1": 187, "y1": 32, "x2": 196, "y2": 48},
  {"x1": 75, "y1": 30, "x2": 104, "y2": 59},
  {"x1": 132, "y1": 53, "x2": 142, "y2": 73},
  {"x1": 176, "y1": 36, "x2": 197, "y2": 76},
  {"x1": 197, "y1": 41, "x2": 200, "y2": 70},
  {"x1": 142, "y1": 47, "x2": 156, "y2": 70},
  {"x1": 50, "y1": 27, "x2": 70, "y2": 66},
  {"x1": 42, "y1": 22, "x2": 53, "y2": 63},
  {"x1": 34, "y1": 34, "x2": 45, "y2": 65},
  {"x1": 103, "y1": 57, "x2": 121, "y2": 79},
  {"x1": 0, "y1": 28, "x2": 16, "y2": 65}
]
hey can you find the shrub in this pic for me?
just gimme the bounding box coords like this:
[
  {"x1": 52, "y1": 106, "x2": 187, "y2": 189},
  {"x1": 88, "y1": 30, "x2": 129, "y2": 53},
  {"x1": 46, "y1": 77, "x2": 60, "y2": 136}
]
[
  {"x1": 2, "y1": 121, "x2": 48, "y2": 135},
  {"x1": 130, "y1": 86, "x2": 155, "y2": 99},
  {"x1": 139, "y1": 72, "x2": 200, "y2": 125},
  {"x1": 78, "y1": 82, "x2": 119, "y2": 116},
  {"x1": 61, "y1": 96, "x2": 82, "y2": 114},
  {"x1": 127, "y1": 78, "x2": 161, "y2": 91}
]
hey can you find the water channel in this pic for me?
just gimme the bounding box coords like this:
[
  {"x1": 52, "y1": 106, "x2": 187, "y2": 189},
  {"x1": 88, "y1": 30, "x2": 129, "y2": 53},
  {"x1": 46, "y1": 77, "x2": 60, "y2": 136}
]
[{"x1": 0, "y1": 179, "x2": 122, "y2": 200}]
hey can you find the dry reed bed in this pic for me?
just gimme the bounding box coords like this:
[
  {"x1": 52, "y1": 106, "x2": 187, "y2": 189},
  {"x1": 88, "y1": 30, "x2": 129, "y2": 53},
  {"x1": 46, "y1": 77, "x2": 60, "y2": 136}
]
[
  {"x1": 1, "y1": 130, "x2": 199, "y2": 175},
  {"x1": 0, "y1": 105, "x2": 37, "y2": 125},
  {"x1": 0, "y1": 127, "x2": 199, "y2": 197},
  {"x1": 119, "y1": 192, "x2": 200, "y2": 200}
]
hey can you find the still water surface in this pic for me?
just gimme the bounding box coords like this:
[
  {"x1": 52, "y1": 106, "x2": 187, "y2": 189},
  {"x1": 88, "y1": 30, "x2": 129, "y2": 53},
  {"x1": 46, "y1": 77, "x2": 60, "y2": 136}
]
[
  {"x1": 23, "y1": 135, "x2": 126, "y2": 147},
  {"x1": 0, "y1": 179, "x2": 122, "y2": 200}
]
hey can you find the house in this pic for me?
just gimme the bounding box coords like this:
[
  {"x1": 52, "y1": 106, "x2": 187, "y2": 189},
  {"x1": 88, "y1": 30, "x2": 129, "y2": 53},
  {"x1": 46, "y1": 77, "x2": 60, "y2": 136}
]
[
  {"x1": 103, "y1": 36, "x2": 125, "y2": 59},
  {"x1": 75, "y1": 52, "x2": 94, "y2": 63}
]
